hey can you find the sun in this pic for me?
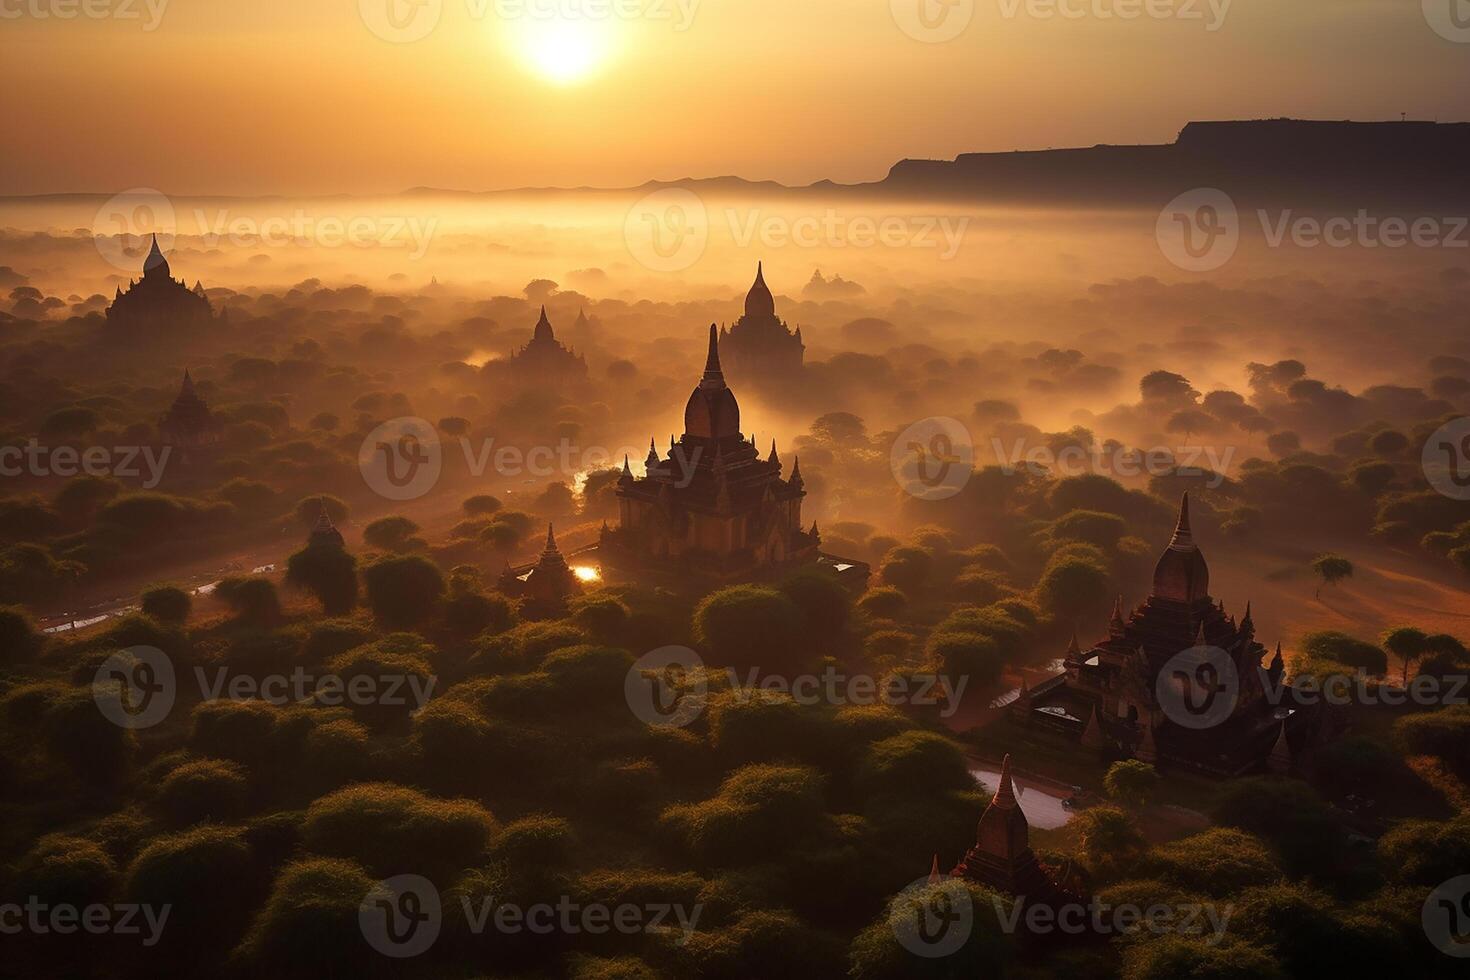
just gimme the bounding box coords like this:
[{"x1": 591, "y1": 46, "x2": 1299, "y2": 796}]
[{"x1": 511, "y1": 17, "x2": 617, "y2": 85}]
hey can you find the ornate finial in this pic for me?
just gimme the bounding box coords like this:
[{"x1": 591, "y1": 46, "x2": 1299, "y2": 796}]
[
  {"x1": 1111, "y1": 594, "x2": 1125, "y2": 628},
  {"x1": 994, "y1": 754, "x2": 1018, "y2": 808},
  {"x1": 769, "y1": 439, "x2": 780, "y2": 467},
  {"x1": 646, "y1": 437, "x2": 659, "y2": 468},
  {"x1": 1066, "y1": 629, "x2": 1081, "y2": 656},
  {"x1": 544, "y1": 523, "x2": 559, "y2": 553},
  {"x1": 928, "y1": 855, "x2": 943, "y2": 885},
  {"x1": 701, "y1": 323, "x2": 724, "y2": 385},
  {"x1": 789, "y1": 456, "x2": 803, "y2": 487},
  {"x1": 1169, "y1": 492, "x2": 1195, "y2": 550},
  {"x1": 1195, "y1": 621, "x2": 1208, "y2": 646}
]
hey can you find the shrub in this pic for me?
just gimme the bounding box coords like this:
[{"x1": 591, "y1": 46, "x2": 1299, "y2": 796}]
[
  {"x1": 300, "y1": 782, "x2": 496, "y2": 877},
  {"x1": 237, "y1": 858, "x2": 379, "y2": 977},
  {"x1": 140, "y1": 585, "x2": 192, "y2": 624},
  {"x1": 155, "y1": 758, "x2": 250, "y2": 825},
  {"x1": 362, "y1": 554, "x2": 444, "y2": 629},
  {"x1": 693, "y1": 586, "x2": 803, "y2": 669}
]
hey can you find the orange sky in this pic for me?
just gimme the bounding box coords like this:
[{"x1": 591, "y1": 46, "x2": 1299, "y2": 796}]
[{"x1": 2, "y1": 0, "x2": 1468, "y2": 195}]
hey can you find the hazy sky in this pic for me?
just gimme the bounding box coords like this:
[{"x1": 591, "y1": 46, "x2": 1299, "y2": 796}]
[{"x1": 3, "y1": 0, "x2": 1468, "y2": 195}]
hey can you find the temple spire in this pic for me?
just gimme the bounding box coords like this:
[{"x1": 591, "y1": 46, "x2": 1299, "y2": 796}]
[
  {"x1": 700, "y1": 323, "x2": 725, "y2": 387},
  {"x1": 928, "y1": 855, "x2": 943, "y2": 885},
  {"x1": 143, "y1": 233, "x2": 169, "y2": 278},
  {"x1": 993, "y1": 754, "x2": 1018, "y2": 809},
  {"x1": 533, "y1": 305, "x2": 554, "y2": 341},
  {"x1": 1170, "y1": 492, "x2": 1195, "y2": 550},
  {"x1": 769, "y1": 439, "x2": 780, "y2": 467},
  {"x1": 544, "y1": 523, "x2": 559, "y2": 554}
]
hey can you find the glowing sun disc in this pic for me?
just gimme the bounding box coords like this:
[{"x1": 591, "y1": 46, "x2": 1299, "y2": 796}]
[{"x1": 515, "y1": 18, "x2": 614, "y2": 85}]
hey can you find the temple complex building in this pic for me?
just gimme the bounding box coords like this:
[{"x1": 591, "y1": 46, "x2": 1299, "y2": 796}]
[
  {"x1": 595, "y1": 324, "x2": 866, "y2": 589},
  {"x1": 158, "y1": 370, "x2": 222, "y2": 452},
  {"x1": 1016, "y1": 493, "x2": 1334, "y2": 776},
  {"x1": 106, "y1": 235, "x2": 214, "y2": 333},
  {"x1": 484, "y1": 306, "x2": 587, "y2": 387},
  {"x1": 717, "y1": 264, "x2": 804, "y2": 382}
]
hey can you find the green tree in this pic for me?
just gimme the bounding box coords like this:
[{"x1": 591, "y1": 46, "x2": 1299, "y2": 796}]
[
  {"x1": 1310, "y1": 553, "x2": 1353, "y2": 599},
  {"x1": 362, "y1": 554, "x2": 444, "y2": 629},
  {"x1": 1104, "y1": 759, "x2": 1160, "y2": 806},
  {"x1": 1380, "y1": 626, "x2": 1430, "y2": 684},
  {"x1": 693, "y1": 585, "x2": 803, "y2": 669},
  {"x1": 140, "y1": 584, "x2": 192, "y2": 624}
]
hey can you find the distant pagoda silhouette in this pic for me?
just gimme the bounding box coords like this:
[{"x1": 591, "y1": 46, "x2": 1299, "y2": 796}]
[
  {"x1": 158, "y1": 369, "x2": 221, "y2": 454},
  {"x1": 484, "y1": 306, "x2": 587, "y2": 385},
  {"x1": 106, "y1": 234, "x2": 214, "y2": 333},
  {"x1": 717, "y1": 263, "x2": 804, "y2": 381}
]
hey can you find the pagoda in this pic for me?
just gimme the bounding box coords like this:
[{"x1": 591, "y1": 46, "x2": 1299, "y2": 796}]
[
  {"x1": 597, "y1": 325, "x2": 864, "y2": 587},
  {"x1": 497, "y1": 524, "x2": 582, "y2": 619},
  {"x1": 158, "y1": 370, "x2": 221, "y2": 451},
  {"x1": 106, "y1": 234, "x2": 214, "y2": 333},
  {"x1": 717, "y1": 264, "x2": 804, "y2": 381},
  {"x1": 950, "y1": 755, "x2": 1085, "y2": 905},
  {"x1": 1017, "y1": 493, "x2": 1332, "y2": 776},
  {"x1": 484, "y1": 306, "x2": 587, "y2": 386}
]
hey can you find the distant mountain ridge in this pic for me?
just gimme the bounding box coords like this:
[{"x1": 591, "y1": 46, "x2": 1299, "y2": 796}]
[{"x1": 879, "y1": 118, "x2": 1470, "y2": 208}]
